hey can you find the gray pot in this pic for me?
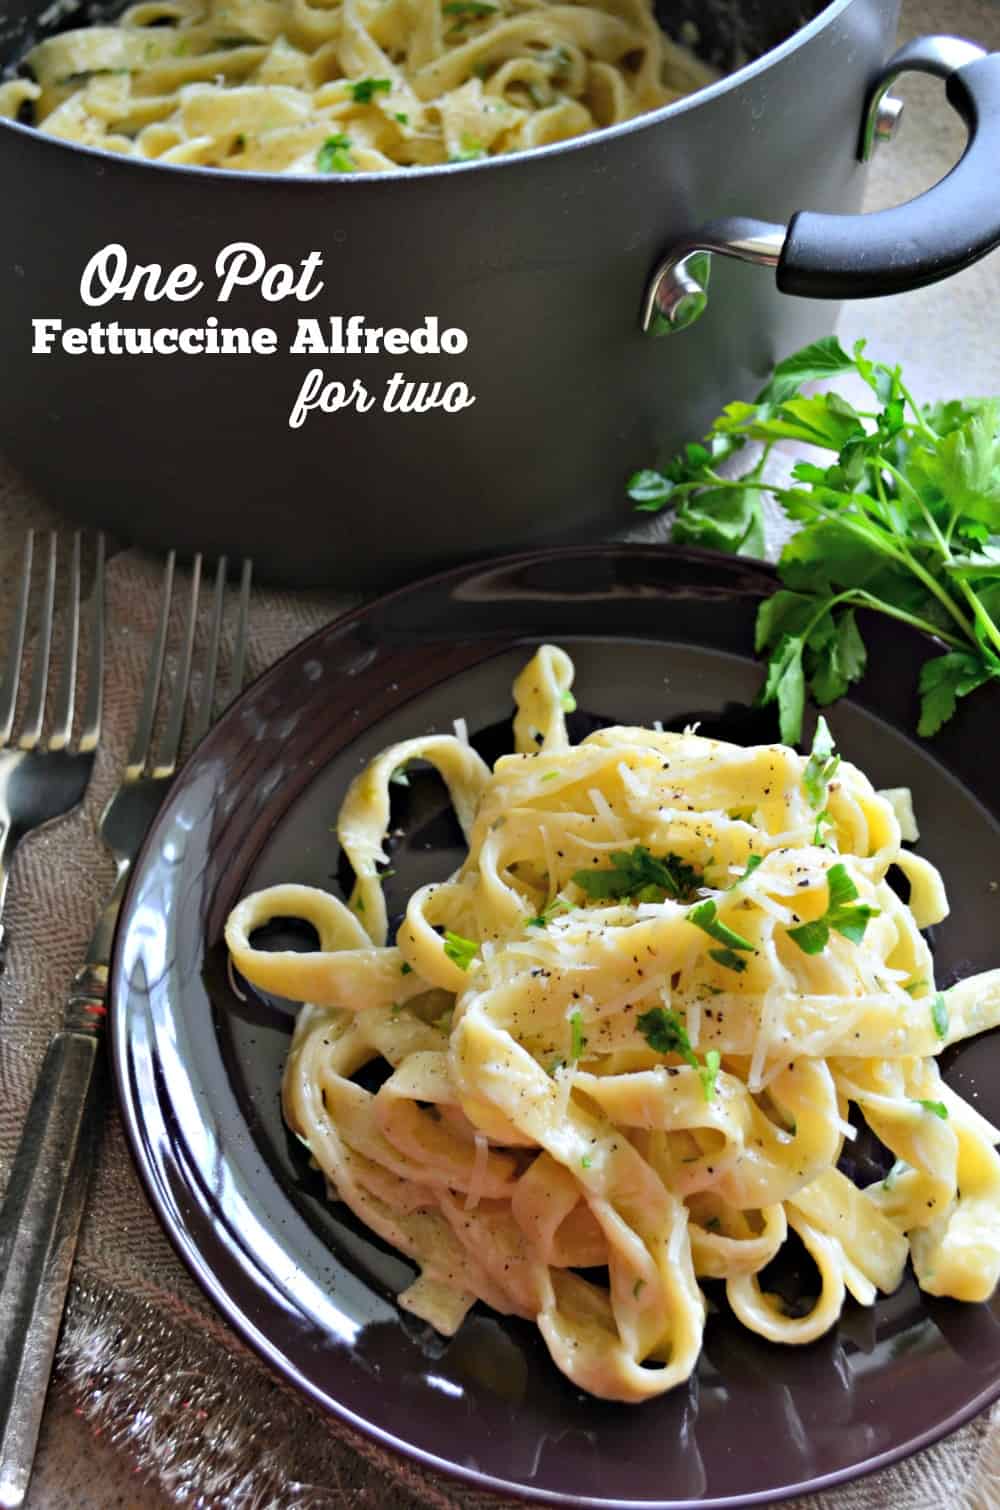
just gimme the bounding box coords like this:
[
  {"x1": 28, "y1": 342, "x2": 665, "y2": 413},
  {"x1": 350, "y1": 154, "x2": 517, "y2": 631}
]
[{"x1": 1, "y1": 0, "x2": 999, "y2": 585}]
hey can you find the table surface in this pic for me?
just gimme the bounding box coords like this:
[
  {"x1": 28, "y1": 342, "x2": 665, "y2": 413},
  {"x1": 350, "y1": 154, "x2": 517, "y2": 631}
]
[{"x1": 10, "y1": 0, "x2": 1000, "y2": 1503}]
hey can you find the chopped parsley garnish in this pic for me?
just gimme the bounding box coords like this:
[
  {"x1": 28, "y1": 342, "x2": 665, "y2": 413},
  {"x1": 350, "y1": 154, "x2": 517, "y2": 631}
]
[
  {"x1": 913, "y1": 1098, "x2": 948, "y2": 1119},
  {"x1": 542, "y1": 770, "x2": 561, "y2": 782},
  {"x1": 931, "y1": 992, "x2": 949, "y2": 1039},
  {"x1": 688, "y1": 899, "x2": 755, "y2": 954},
  {"x1": 803, "y1": 716, "x2": 840, "y2": 809},
  {"x1": 904, "y1": 978, "x2": 926, "y2": 995},
  {"x1": 400, "y1": 961, "x2": 413, "y2": 975},
  {"x1": 443, "y1": 0, "x2": 498, "y2": 30},
  {"x1": 637, "y1": 1005, "x2": 691, "y2": 1057},
  {"x1": 390, "y1": 1001, "x2": 405, "y2": 1018},
  {"x1": 569, "y1": 1008, "x2": 587, "y2": 1062},
  {"x1": 699, "y1": 1049, "x2": 721, "y2": 1101},
  {"x1": 708, "y1": 947, "x2": 747, "y2": 974},
  {"x1": 443, "y1": 930, "x2": 478, "y2": 970},
  {"x1": 786, "y1": 862, "x2": 879, "y2": 954},
  {"x1": 729, "y1": 853, "x2": 763, "y2": 889},
  {"x1": 573, "y1": 846, "x2": 701, "y2": 905},
  {"x1": 389, "y1": 764, "x2": 410, "y2": 786},
  {"x1": 353, "y1": 894, "x2": 365, "y2": 913},
  {"x1": 450, "y1": 133, "x2": 486, "y2": 161},
  {"x1": 349, "y1": 76, "x2": 391, "y2": 103},
  {"x1": 561, "y1": 689, "x2": 577, "y2": 712},
  {"x1": 394, "y1": 111, "x2": 409, "y2": 124},
  {"x1": 527, "y1": 896, "x2": 570, "y2": 929},
  {"x1": 636, "y1": 1007, "x2": 721, "y2": 1101},
  {"x1": 317, "y1": 134, "x2": 355, "y2": 173},
  {"x1": 580, "y1": 1154, "x2": 592, "y2": 1169}
]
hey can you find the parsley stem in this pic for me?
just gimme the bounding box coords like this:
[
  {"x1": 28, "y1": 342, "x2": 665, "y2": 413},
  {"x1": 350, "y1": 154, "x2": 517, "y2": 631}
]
[
  {"x1": 956, "y1": 579, "x2": 1000, "y2": 658},
  {"x1": 881, "y1": 459, "x2": 952, "y2": 560},
  {"x1": 780, "y1": 478, "x2": 976, "y2": 643},
  {"x1": 898, "y1": 377, "x2": 938, "y2": 440},
  {"x1": 847, "y1": 590, "x2": 964, "y2": 650}
]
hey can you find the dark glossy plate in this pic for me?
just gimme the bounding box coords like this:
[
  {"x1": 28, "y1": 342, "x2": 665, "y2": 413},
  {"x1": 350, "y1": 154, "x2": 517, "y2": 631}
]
[{"x1": 110, "y1": 545, "x2": 1000, "y2": 1509}]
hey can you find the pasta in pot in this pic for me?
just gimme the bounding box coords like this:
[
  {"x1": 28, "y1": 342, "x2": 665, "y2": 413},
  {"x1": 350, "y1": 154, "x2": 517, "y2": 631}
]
[
  {"x1": 1, "y1": 0, "x2": 716, "y2": 170},
  {"x1": 225, "y1": 644, "x2": 1000, "y2": 1403}
]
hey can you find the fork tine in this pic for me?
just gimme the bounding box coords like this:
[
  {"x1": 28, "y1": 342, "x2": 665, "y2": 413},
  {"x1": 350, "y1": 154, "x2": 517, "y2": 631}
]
[
  {"x1": 78, "y1": 533, "x2": 105, "y2": 755},
  {"x1": 189, "y1": 556, "x2": 227, "y2": 747},
  {"x1": 47, "y1": 532, "x2": 81, "y2": 752},
  {"x1": 18, "y1": 533, "x2": 57, "y2": 752},
  {"x1": 225, "y1": 558, "x2": 253, "y2": 707},
  {"x1": 152, "y1": 555, "x2": 202, "y2": 780},
  {"x1": 126, "y1": 551, "x2": 175, "y2": 779},
  {"x1": 0, "y1": 532, "x2": 33, "y2": 747}
]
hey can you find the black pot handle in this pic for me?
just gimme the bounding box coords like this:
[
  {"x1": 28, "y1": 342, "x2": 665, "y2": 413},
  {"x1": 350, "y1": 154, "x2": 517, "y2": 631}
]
[{"x1": 643, "y1": 36, "x2": 1000, "y2": 334}]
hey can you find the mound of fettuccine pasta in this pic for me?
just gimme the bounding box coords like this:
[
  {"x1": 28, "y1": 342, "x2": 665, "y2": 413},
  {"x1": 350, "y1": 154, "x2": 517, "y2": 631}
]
[
  {"x1": 1, "y1": 0, "x2": 715, "y2": 170},
  {"x1": 226, "y1": 645, "x2": 1000, "y2": 1402}
]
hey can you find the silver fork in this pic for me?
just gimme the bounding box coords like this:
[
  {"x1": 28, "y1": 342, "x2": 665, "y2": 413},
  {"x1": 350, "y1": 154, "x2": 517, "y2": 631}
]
[
  {"x1": 0, "y1": 531, "x2": 105, "y2": 955},
  {"x1": 0, "y1": 551, "x2": 252, "y2": 1510}
]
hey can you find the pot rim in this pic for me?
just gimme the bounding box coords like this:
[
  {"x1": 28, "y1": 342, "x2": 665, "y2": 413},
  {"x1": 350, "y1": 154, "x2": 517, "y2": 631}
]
[{"x1": 0, "y1": 0, "x2": 859, "y2": 187}]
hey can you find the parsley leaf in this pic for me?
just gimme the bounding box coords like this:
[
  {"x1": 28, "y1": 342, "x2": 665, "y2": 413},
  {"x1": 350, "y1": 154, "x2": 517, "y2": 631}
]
[
  {"x1": 316, "y1": 134, "x2": 355, "y2": 172},
  {"x1": 572, "y1": 846, "x2": 701, "y2": 904},
  {"x1": 637, "y1": 1005, "x2": 692, "y2": 1057},
  {"x1": 754, "y1": 336, "x2": 857, "y2": 408},
  {"x1": 627, "y1": 469, "x2": 673, "y2": 510},
  {"x1": 349, "y1": 77, "x2": 391, "y2": 103},
  {"x1": 786, "y1": 862, "x2": 880, "y2": 954},
  {"x1": 443, "y1": 930, "x2": 478, "y2": 970},
  {"x1": 912, "y1": 1098, "x2": 949, "y2": 1120},
  {"x1": 918, "y1": 650, "x2": 995, "y2": 737},
  {"x1": 560, "y1": 689, "x2": 577, "y2": 712}
]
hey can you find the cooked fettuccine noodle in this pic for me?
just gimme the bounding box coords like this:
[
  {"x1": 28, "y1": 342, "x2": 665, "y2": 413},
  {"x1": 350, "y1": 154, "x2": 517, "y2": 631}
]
[
  {"x1": 2, "y1": 0, "x2": 715, "y2": 170},
  {"x1": 226, "y1": 645, "x2": 1000, "y2": 1402}
]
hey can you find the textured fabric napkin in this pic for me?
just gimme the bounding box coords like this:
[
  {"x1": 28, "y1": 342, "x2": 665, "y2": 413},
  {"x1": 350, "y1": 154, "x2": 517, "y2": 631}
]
[{"x1": 0, "y1": 540, "x2": 997, "y2": 1510}]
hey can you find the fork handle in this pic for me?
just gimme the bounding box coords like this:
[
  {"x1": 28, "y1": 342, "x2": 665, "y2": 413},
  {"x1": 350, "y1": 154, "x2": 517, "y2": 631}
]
[{"x1": 0, "y1": 1027, "x2": 101, "y2": 1510}]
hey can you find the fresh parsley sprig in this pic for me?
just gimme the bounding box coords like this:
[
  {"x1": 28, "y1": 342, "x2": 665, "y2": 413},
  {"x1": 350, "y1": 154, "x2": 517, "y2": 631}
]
[
  {"x1": 629, "y1": 336, "x2": 1000, "y2": 743},
  {"x1": 786, "y1": 862, "x2": 879, "y2": 955},
  {"x1": 636, "y1": 1006, "x2": 721, "y2": 1101},
  {"x1": 572, "y1": 845, "x2": 701, "y2": 905}
]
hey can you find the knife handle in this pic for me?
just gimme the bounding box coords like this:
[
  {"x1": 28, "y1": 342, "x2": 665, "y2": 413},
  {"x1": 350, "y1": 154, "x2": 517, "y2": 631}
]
[{"x1": 0, "y1": 1013, "x2": 103, "y2": 1510}]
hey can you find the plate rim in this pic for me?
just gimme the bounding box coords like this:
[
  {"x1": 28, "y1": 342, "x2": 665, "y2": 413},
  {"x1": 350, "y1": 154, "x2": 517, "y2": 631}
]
[{"x1": 109, "y1": 541, "x2": 1000, "y2": 1510}]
